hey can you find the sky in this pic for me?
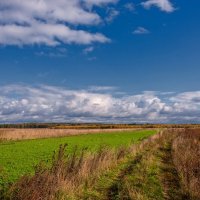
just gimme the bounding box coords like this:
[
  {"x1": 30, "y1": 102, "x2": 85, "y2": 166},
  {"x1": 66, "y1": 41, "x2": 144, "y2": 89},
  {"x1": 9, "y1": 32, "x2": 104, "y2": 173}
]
[{"x1": 0, "y1": 0, "x2": 200, "y2": 123}]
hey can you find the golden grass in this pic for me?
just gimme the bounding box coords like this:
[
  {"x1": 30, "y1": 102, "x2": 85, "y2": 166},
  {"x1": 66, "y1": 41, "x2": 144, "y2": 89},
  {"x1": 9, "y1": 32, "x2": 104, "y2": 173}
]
[
  {"x1": 0, "y1": 128, "x2": 140, "y2": 141},
  {"x1": 172, "y1": 128, "x2": 200, "y2": 199},
  {"x1": 9, "y1": 146, "x2": 129, "y2": 200}
]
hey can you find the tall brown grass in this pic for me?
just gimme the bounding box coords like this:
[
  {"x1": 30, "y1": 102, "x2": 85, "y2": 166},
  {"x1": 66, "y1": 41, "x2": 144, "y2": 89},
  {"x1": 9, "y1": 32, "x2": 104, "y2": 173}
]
[
  {"x1": 172, "y1": 128, "x2": 200, "y2": 200},
  {"x1": 0, "y1": 128, "x2": 139, "y2": 141},
  {"x1": 9, "y1": 145, "x2": 131, "y2": 200}
]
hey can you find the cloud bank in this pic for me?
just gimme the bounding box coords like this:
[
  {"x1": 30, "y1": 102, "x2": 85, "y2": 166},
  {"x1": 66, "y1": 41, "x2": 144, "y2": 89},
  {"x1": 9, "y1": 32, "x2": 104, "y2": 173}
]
[
  {"x1": 0, "y1": 0, "x2": 175, "y2": 46},
  {"x1": 0, "y1": 0, "x2": 116, "y2": 46},
  {"x1": 0, "y1": 85, "x2": 200, "y2": 124}
]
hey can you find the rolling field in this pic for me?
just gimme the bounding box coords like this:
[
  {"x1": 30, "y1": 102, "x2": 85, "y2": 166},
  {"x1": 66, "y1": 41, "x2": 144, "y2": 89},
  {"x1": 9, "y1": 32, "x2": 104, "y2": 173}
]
[{"x1": 0, "y1": 129, "x2": 156, "y2": 185}]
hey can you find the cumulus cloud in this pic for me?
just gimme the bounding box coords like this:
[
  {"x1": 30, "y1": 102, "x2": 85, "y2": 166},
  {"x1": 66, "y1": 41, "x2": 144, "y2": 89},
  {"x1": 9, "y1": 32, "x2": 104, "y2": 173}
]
[
  {"x1": 88, "y1": 86, "x2": 117, "y2": 92},
  {"x1": 124, "y1": 3, "x2": 135, "y2": 12},
  {"x1": 141, "y1": 0, "x2": 175, "y2": 13},
  {"x1": 84, "y1": 0, "x2": 118, "y2": 6},
  {"x1": 0, "y1": 0, "x2": 177, "y2": 46},
  {"x1": 83, "y1": 46, "x2": 94, "y2": 54},
  {"x1": 35, "y1": 47, "x2": 68, "y2": 57},
  {"x1": 105, "y1": 8, "x2": 120, "y2": 23},
  {"x1": 0, "y1": 84, "x2": 200, "y2": 123},
  {"x1": 133, "y1": 27, "x2": 150, "y2": 35},
  {"x1": 0, "y1": 23, "x2": 110, "y2": 46},
  {"x1": 0, "y1": 0, "x2": 116, "y2": 46}
]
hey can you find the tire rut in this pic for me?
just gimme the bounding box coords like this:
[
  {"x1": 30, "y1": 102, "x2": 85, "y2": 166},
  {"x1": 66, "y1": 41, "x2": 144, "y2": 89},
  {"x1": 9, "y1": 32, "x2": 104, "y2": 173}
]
[
  {"x1": 160, "y1": 142, "x2": 188, "y2": 200},
  {"x1": 106, "y1": 154, "x2": 142, "y2": 200}
]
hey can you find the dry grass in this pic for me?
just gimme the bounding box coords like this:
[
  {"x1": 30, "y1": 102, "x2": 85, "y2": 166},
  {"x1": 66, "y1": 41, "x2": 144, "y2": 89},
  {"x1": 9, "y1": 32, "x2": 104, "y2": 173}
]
[
  {"x1": 0, "y1": 128, "x2": 139, "y2": 141},
  {"x1": 172, "y1": 128, "x2": 200, "y2": 200},
  {"x1": 9, "y1": 145, "x2": 130, "y2": 200}
]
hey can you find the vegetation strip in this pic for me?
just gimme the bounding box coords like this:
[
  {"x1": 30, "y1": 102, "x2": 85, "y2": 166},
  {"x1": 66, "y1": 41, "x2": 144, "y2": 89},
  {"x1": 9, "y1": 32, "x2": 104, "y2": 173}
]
[
  {"x1": 97, "y1": 135, "x2": 164, "y2": 200},
  {"x1": 81, "y1": 132, "x2": 166, "y2": 200},
  {"x1": 159, "y1": 142, "x2": 184, "y2": 200},
  {"x1": 106, "y1": 154, "x2": 143, "y2": 200},
  {"x1": 172, "y1": 129, "x2": 200, "y2": 200}
]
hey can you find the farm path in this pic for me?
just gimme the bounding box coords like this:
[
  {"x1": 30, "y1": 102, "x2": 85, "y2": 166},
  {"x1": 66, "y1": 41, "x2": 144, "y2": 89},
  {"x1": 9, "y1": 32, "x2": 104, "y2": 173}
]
[
  {"x1": 106, "y1": 154, "x2": 142, "y2": 200},
  {"x1": 159, "y1": 142, "x2": 188, "y2": 200},
  {"x1": 103, "y1": 133, "x2": 187, "y2": 200}
]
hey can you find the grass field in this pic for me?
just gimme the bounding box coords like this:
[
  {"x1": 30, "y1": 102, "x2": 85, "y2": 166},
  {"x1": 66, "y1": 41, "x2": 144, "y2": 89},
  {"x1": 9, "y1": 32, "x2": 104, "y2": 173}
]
[
  {"x1": 0, "y1": 128, "x2": 200, "y2": 200},
  {"x1": 0, "y1": 129, "x2": 156, "y2": 185}
]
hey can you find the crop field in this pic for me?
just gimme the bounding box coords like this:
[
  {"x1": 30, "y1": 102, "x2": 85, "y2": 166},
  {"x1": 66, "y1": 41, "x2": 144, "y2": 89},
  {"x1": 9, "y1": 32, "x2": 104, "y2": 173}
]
[
  {"x1": 0, "y1": 129, "x2": 155, "y2": 185},
  {"x1": 0, "y1": 128, "x2": 200, "y2": 200}
]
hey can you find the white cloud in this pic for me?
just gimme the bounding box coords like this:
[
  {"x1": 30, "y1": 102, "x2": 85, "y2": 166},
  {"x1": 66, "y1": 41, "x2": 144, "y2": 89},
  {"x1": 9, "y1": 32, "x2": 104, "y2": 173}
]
[
  {"x1": 0, "y1": 0, "x2": 116, "y2": 46},
  {"x1": 0, "y1": 0, "x2": 177, "y2": 46},
  {"x1": 105, "y1": 8, "x2": 120, "y2": 23},
  {"x1": 87, "y1": 56, "x2": 97, "y2": 61},
  {"x1": 141, "y1": 0, "x2": 175, "y2": 13},
  {"x1": 35, "y1": 47, "x2": 68, "y2": 57},
  {"x1": 133, "y1": 27, "x2": 150, "y2": 35},
  {"x1": 84, "y1": 0, "x2": 118, "y2": 6},
  {"x1": 124, "y1": 3, "x2": 135, "y2": 12},
  {"x1": 83, "y1": 46, "x2": 94, "y2": 54},
  {"x1": 88, "y1": 86, "x2": 117, "y2": 92},
  {"x1": 0, "y1": 84, "x2": 200, "y2": 123},
  {"x1": 0, "y1": 23, "x2": 110, "y2": 46}
]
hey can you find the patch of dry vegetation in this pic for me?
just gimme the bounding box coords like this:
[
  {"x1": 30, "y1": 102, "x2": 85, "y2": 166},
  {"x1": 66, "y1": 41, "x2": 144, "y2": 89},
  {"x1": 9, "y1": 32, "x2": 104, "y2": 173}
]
[
  {"x1": 172, "y1": 129, "x2": 200, "y2": 200},
  {"x1": 1, "y1": 123, "x2": 200, "y2": 141},
  {"x1": 0, "y1": 128, "x2": 139, "y2": 141},
  {"x1": 9, "y1": 145, "x2": 131, "y2": 200}
]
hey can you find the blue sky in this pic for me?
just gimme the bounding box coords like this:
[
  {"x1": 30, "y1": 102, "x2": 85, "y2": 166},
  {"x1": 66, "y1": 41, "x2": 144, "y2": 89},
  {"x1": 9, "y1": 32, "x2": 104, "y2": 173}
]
[{"x1": 0, "y1": 0, "x2": 200, "y2": 123}]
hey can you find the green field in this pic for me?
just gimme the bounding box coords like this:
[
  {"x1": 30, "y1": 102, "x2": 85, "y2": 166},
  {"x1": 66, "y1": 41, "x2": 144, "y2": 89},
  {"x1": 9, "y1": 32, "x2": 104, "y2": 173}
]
[{"x1": 0, "y1": 130, "x2": 156, "y2": 185}]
